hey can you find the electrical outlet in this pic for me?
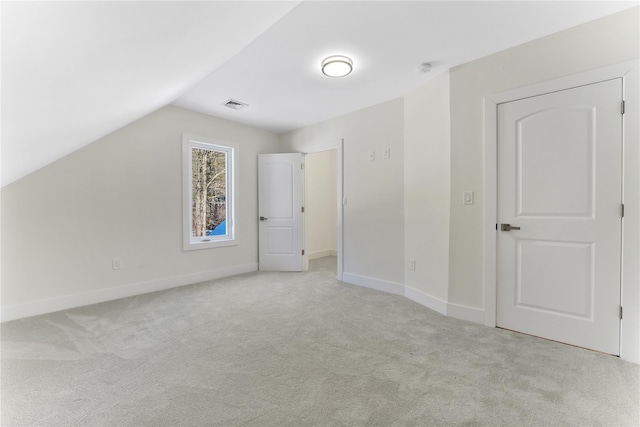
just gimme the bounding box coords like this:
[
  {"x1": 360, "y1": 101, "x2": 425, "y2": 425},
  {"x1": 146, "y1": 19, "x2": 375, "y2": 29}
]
[
  {"x1": 112, "y1": 258, "x2": 122, "y2": 270},
  {"x1": 368, "y1": 150, "x2": 375, "y2": 161},
  {"x1": 409, "y1": 258, "x2": 416, "y2": 271},
  {"x1": 383, "y1": 148, "x2": 390, "y2": 159}
]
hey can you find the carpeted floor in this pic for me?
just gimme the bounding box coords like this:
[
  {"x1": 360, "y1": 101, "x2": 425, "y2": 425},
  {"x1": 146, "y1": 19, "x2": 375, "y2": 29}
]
[{"x1": 2, "y1": 257, "x2": 639, "y2": 426}]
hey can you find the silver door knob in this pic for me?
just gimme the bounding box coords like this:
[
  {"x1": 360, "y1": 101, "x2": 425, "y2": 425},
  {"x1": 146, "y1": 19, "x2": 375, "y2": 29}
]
[
  {"x1": 260, "y1": 216, "x2": 268, "y2": 221},
  {"x1": 501, "y1": 223, "x2": 521, "y2": 231}
]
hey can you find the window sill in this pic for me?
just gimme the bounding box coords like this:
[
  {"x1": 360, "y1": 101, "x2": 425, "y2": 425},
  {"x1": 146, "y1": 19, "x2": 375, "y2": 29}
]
[{"x1": 183, "y1": 238, "x2": 238, "y2": 251}]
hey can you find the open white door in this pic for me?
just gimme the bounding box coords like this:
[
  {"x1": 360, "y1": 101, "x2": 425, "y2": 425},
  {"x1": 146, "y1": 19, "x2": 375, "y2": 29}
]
[
  {"x1": 497, "y1": 78, "x2": 623, "y2": 355},
  {"x1": 258, "y1": 153, "x2": 305, "y2": 271}
]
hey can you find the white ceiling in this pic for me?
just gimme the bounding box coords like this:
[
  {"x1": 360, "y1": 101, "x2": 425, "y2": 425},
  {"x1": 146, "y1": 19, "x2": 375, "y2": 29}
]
[
  {"x1": 2, "y1": 1, "x2": 637, "y2": 186},
  {"x1": 173, "y1": 0, "x2": 637, "y2": 133}
]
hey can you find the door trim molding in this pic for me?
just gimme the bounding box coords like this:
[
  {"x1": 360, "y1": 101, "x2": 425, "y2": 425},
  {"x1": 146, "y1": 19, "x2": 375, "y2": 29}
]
[{"x1": 483, "y1": 60, "x2": 640, "y2": 363}]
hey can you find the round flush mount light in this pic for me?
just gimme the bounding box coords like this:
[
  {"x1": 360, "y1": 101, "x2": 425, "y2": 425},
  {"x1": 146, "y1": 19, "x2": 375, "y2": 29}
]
[{"x1": 321, "y1": 55, "x2": 353, "y2": 78}]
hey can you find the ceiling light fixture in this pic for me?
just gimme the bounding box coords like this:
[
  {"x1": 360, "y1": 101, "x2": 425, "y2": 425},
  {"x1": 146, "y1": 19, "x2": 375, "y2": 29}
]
[{"x1": 321, "y1": 55, "x2": 353, "y2": 78}]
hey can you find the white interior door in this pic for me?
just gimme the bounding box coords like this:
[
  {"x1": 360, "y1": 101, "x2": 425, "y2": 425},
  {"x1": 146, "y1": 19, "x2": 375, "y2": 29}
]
[
  {"x1": 258, "y1": 153, "x2": 305, "y2": 271},
  {"x1": 497, "y1": 78, "x2": 623, "y2": 355}
]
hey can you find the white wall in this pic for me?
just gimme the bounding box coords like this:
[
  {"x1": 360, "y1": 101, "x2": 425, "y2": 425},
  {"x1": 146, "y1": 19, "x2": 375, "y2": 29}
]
[
  {"x1": 403, "y1": 72, "x2": 451, "y2": 307},
  {"x1": 280, "y1": 99, "x2": 405, "y2": 292},
  {"x1": 1, "y1": 105, "x2": 280, "y2": 320},
  {"x1": 305, "y1": 150, "x2": 337, "y2": 259},
  {"x1": 448, "y1": 7, "x2": 640, "y2": 309}
]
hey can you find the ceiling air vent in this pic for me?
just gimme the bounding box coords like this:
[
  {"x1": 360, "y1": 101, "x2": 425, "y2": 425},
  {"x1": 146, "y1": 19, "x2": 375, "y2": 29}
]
[{"x1": 222, "y1": 99, "x2": 249, "y2": 110}]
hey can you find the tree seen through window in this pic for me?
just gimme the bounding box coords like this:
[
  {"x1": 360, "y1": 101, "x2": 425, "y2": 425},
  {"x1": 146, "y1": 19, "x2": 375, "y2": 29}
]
[{"x1": 191, "y1": 147, "x2": 226, "y2": 237}]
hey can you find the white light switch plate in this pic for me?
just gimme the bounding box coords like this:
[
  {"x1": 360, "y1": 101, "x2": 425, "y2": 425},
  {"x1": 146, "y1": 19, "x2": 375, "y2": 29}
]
[{"x1": 463, "y1": 191, "x2": 474, "y2": 205}]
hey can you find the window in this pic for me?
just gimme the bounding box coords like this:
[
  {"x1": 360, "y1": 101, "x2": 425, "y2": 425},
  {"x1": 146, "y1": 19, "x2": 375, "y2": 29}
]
[{"x1": 183, "y1": 134, "x2": 237, "y2": 250}]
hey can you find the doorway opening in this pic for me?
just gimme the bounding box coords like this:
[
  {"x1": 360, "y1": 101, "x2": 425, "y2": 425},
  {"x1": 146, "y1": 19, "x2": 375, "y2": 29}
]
[
  {"x1": 305, "y1": 149, "x2": 338, "y2": 273},
  {"x1": 301, "y1": 139, "x2": 344, "y2": 280}
]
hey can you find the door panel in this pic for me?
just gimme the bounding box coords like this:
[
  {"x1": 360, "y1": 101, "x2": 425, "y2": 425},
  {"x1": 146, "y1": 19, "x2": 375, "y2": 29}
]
[
  {"x1": 262, "y1": 162, "x2": 294, "y2": 218},
  {"x1": 258, "y1": 153, "x2": 304, "y2": 271},
  {"x1": 516, "y1": 240, "x2": 594, "y2": 319},
  {"x1": 518, "y1": 107, "x2": 594, "y2": 217},
  {"x1": 497, "y1": 78, "x2": 622, "y2": 355},
  {"x1": 266, "y1": 227, "x2": 295, "y2": 254}
]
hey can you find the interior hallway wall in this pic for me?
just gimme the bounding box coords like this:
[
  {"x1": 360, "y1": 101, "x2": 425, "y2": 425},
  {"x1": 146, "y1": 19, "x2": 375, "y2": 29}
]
[
  {"x1": 1, "y1": 105, "x2": 281, "y2": 320},
  {"x1": 280, "y1": 98, "x2": 405, "y2": 292},
  {"x1": 305, "y1": 150, "x2": 337, "y2": 259}
]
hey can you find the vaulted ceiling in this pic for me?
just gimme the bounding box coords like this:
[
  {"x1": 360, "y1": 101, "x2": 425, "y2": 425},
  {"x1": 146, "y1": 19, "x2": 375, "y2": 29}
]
[{"x1": 2, "y1": 1, "x2": 636, "y2": 186}]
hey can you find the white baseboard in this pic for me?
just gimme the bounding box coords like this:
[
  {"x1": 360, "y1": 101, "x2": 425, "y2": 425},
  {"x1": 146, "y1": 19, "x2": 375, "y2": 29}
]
[
  {"x1": 342, "y1": 274, "x2": 484, "y2": 323},
  {"x1": 308, "y1": 250, "x2": 338, "y2": 260},
  {"x1": 404, "y1": 285, "x2": 448, "y2": 316},
  {"x1": 388, "y1": 284, "x2": 484, "y2": 324},
  {"x1": 3, "y1": 263, "x2": 485, "y2": 326},
  {"x1": 447, "y1": 301, "x2": 485, "y2": 324},
  {"x1": 342, "y1": 272, "x2": 404, "y2": 296},
  {"x1": 1, "y1": 263, "x2": 258, "y2": 322}
]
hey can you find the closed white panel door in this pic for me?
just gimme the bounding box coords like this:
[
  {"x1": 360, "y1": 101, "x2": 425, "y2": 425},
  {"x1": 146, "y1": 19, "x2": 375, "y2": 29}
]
[
  {"x1": 258, "y1": 153, "x2": 304, "y2": 271},
  {"x1": 497, "y1": 79, "x2": 622, "y2": 355}
]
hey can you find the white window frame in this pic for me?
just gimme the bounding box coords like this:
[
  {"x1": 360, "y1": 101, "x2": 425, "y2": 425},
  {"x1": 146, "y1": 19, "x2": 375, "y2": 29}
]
[{"x1": 182, "y1": 133, "x2": 238, "y2": 251}]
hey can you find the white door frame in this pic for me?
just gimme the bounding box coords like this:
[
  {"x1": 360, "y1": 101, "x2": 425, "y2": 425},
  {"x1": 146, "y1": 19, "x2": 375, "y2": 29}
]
[
  {"x1": 483, "y1": 60, "x2": 640, "y2": 363},
  {"x1": 301, "y1": 139, "x2": 344, "y2": 280}
]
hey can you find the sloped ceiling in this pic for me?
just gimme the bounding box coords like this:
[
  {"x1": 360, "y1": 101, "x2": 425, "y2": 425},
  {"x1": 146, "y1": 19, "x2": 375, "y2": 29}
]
[
  {"x1": 0, "y1": 1, "x2": 300, "y2": 186},
  {"x1": 2, "y1": 1, "x2": 637, "y2": 186}
]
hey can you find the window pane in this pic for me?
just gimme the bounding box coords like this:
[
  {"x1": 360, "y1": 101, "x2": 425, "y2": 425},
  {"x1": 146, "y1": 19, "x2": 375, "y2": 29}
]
[{"x1": 191, "y1": 147, "x2": 227, "y2": 238}]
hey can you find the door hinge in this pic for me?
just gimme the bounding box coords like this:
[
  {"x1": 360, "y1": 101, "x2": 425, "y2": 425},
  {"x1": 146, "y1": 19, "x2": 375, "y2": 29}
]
[
  {"x1": 621, "y1": 100, "x2": 625, "y2": 115},
  {"x1": 621, "y1": 203, "x2": 625, "y2": 218},
  {"x1": 620, "y1": 306, "x2": 623, "y2": 320},
  {"x1": 301, "y1": 163, "x2": 304, "y2": 170},
  {"x1": 301, "y1": 206, "x2": 305, "y2": 213},
  {"x1": 302, "y1": 249, "x2": 305, "y2": 256}
]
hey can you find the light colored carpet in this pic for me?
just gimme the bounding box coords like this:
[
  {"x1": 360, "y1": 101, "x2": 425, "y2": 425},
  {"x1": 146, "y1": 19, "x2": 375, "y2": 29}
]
[{"x1": 2, "y1": 257, "x2": 639, "y2": 426}]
